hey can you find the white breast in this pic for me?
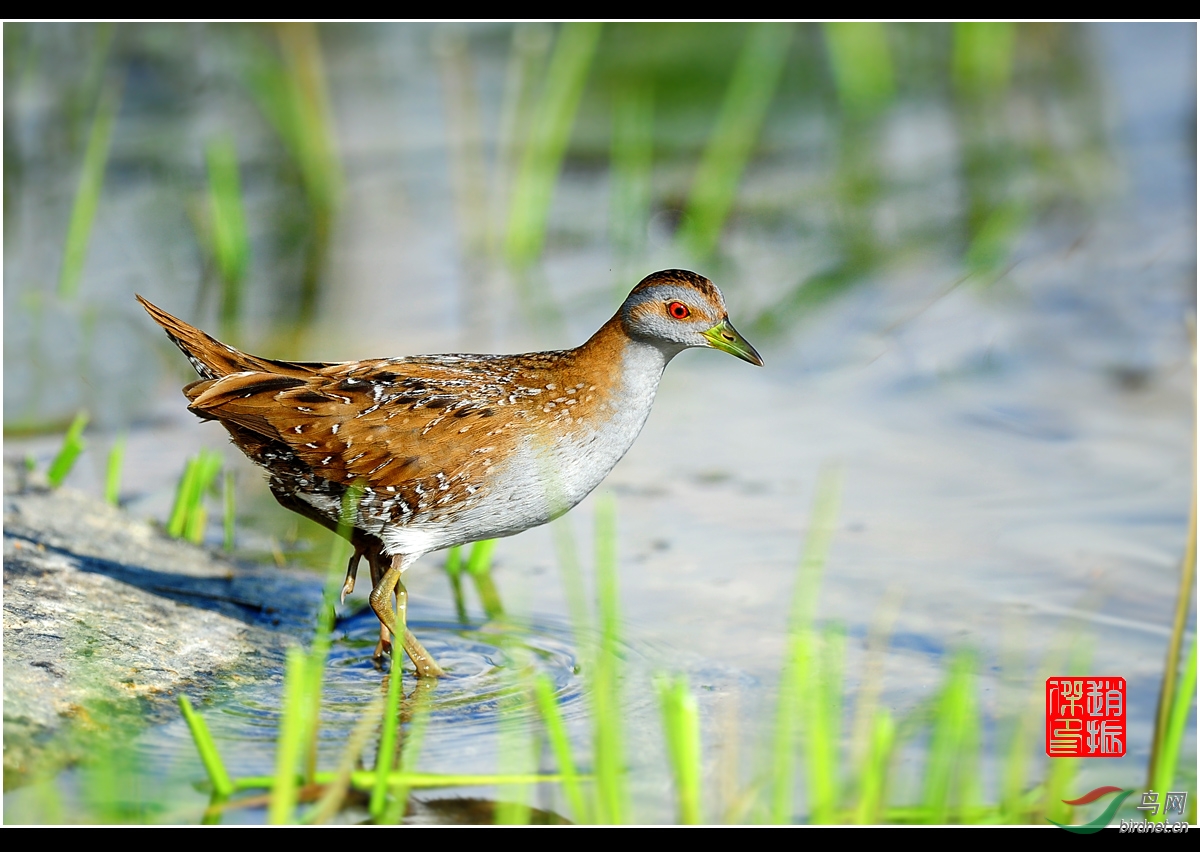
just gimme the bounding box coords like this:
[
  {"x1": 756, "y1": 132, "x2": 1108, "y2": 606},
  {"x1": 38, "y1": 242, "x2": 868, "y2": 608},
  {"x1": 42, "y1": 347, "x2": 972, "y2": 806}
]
[{"x1": 385, "y1": 338, "x2": 672, "y2": 556}]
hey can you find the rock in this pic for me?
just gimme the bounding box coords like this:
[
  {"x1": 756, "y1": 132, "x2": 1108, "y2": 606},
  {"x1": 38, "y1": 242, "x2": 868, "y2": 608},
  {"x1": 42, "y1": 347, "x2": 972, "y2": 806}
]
[{"x1": 3, "y1": 468, "x2": 324, "y2": 789}]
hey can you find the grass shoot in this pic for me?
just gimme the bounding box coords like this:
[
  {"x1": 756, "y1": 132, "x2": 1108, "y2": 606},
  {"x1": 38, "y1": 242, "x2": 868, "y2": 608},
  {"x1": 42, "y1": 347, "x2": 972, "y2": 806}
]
[
  {"x1": 822, "y1": 22, "x2": 895, "y2": 117},
  {"x1": 609, "y1": 82, "x2": 654, "y2": 266},
  {"x1": 465, "y1": 538, "x2": 503, "y2": 618},
  {"x1": 677, "y1": 23, "x2": 791, "y2": 260},
  {"x1": 204, "y1": 134, "x2": 250, "y2": 341},
  {"x1": 223, "y1": 471, "x2": 236, "y2": 551},
  {"x1": 657, "y1": 675, "x2": 703, "y2": 824},
  {"x1": 46, "y1": 411, "x2": 89, "y2": 488},
  {"x1": 166, "y1": 449, "x2": 223, "y2": 543},
  {"x1": 504, "y1": 22, "x2": 602, "y2": 267},
  {"x1": 443, "y1": 545, "x2": 468, "y2": 621},
  {"x1": 104, "y1": 434, "x2": 125, "y2": 505},
  {"x1": 59, "y1": 84, "x2": 121, "y2": 299}
]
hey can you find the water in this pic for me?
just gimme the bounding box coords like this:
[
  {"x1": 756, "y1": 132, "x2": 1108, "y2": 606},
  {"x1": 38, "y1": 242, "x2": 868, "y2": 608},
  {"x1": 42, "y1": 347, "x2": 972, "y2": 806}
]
[{"x1": 3, "y1": 23, "x2": 1195, "y2": 822}]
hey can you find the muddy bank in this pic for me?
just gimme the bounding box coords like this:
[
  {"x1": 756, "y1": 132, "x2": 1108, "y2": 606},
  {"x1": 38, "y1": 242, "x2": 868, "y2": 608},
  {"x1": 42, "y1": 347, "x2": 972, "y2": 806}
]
[{"x1": 2, "y1": 464, "x2": 323, "y2": 788}]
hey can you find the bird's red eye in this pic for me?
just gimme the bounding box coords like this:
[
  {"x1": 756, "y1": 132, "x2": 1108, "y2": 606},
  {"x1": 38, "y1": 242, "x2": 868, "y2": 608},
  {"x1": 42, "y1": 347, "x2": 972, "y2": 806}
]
[{"x1": 667, "y1": 301, "x2": 690, "y2": 319}]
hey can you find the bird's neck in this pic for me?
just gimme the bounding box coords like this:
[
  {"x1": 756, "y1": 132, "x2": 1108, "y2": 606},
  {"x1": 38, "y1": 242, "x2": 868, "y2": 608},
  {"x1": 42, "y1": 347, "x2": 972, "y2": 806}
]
[
  {"x1": 581, "y1": 312, "x2": 678, "y2": 389},
  {"x1": 512, "y1": 315, "x2": 678, "y2": 517},
  {"x1": 575, "y1": 314, "x2": 678, "y2": 442}
]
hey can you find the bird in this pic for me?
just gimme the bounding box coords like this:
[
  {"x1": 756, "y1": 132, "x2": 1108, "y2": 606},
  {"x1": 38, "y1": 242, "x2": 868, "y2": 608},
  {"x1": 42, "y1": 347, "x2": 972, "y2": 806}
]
[{"x1": 138, "y1": 269, "x2": 763, "y2": 677}]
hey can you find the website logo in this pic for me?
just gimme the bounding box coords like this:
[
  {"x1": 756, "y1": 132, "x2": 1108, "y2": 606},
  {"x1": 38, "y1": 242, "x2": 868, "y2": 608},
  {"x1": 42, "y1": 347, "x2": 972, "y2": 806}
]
[
  {"x1": 1050, "y1": 787, "x2": 1190, "y2": 833},
  {"x1": 1049, "y1": 786, "x2": 1132, "y2": 833}
]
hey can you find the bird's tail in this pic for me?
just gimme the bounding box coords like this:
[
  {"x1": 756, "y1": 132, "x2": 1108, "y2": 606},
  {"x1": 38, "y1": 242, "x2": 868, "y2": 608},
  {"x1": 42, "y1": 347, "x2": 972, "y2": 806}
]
[{"x1": 136, "y1": 295, "x2": 323, "y2": 381}]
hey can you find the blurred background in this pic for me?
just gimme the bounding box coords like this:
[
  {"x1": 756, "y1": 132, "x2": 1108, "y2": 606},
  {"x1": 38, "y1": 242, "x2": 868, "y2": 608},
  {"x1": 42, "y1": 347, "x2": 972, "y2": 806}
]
[{"x1": 3, "y1": 22, "x2": 1195, "y2": 820}]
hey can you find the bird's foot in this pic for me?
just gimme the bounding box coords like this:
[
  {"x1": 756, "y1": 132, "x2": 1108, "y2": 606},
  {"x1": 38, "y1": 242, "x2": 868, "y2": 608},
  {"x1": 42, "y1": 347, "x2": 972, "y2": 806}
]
[
  {"x1": 340, "y1": 546, "x2": 364, "y2": 605},
  {"x1": 403, "y1": 628, "x2": 446, "y2": 678},
  {"x1": 373, "y1": 625, "x2": 393, "y2": 661}
]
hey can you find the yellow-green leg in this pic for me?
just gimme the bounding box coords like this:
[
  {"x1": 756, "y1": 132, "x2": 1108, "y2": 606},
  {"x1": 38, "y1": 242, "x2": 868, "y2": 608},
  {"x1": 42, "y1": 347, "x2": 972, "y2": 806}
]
[
  {"x1": 369, "y1": 554, "x2": 446, "y2": 678},
  {"x1": 340, "y1": 543, "x2": 365, "y2": 604}
]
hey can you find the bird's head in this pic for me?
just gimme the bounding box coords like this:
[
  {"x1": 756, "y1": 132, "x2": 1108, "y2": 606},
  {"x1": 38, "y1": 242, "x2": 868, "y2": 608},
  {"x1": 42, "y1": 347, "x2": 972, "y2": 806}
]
[{"x1": 618, "y1": 269, "x2": 763, "y2": 366}]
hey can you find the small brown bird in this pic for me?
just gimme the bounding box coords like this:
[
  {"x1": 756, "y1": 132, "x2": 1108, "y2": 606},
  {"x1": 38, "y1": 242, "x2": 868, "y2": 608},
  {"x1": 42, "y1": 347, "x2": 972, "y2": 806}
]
[{"x1": 139, "y1": 270, "x2": 762, "y2": 677}]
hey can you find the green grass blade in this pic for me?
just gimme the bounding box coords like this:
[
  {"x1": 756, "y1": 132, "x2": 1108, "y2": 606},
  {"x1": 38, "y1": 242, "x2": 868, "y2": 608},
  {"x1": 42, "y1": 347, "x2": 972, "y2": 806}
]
[
  {"x1": 183, "y1": 504, "x2": 209, "y2": 545},
  {"x1": 494, "y1": 651, "x2": 535, "y2": 826},
  {"x1": 434, "y1": 27, "x2": 490, "y2": 257},
  {"x1": 658, "y1": 675, "x2": 703, "y2": 825},
  {"x1": 953, "y1": 22, "x2": 1015, "y2": 95},
  {"x1": 223, "y1": 471, "x2": 236, "y2": 552},
  {"x1": 1150, "y1": 636, "x2": 1196, "y2": 822},
  {"x1": 921, "y1": 649, "x2": 977, "y2": 824},
  {"x1": 487, "y1": 24, "x2": 552, "y2": 255},
  {"x1": 325, "y1": 483, "x2": 362, "y2": 613},
  {"x1": 23, "y1": 777, "x2": 66, "y2": 825},
  {"x1": 533, "y1": 672, "x2": 589, "y2": 823},
  {"x1": 370, "y1": 659, "x2": 406, "y2": 820},
  {"x1": 104, "y1": 434, "x2": 125, "y2": 506},
  {"x1": 271, "y1": 23, "x2": 342, "y2": 216},
  {"x1": 552, "y1": 518, "x2": 594, "y2": 666},
  {"x1": 242, "y1": 24, "x2": 341, "y2": 327},
  {"x1": 853, "y1": 710, "x2": 895, "y2": 825},
  {"x1": 181, "y1": 453, "x2": 210, "y2": 540},
  {"x1": 168, "y1": 450, "x2": 221, "y2": 541},
  {"x1": 770, "y1": 631, "x2": 809, "y2": 824},
  {"x1": 959, "y1": 664, "x2": 983, "y2": 817},
  {"x1": 444, "y1": 545, "x2": 468, "y2": 621},
  {"x1": 205, "y1": 134, "x2": 250, "y2": 339},
  {"x1": 301, "y1": 539, "x2": 352, "y2": 785},
  {"x1": 184, "y1": 450, "x2": 223, "y2": 544},
  {"x1": 466, "y1": 538, "x2": 504, "y2": 618},
  {"x1": 383, "y1": 680, "x2": 434, "y2": 824},
  {"x1": 822, "y1": 23, "x2": 895, "y2": 116},
  {"x1": 794, "y1": 467, "x2": 843, "y2": 633},
  {"x1": 847, "y1": 591, "x2": 902, "y2": 805},
  {"x1": 59, "y1": 84, "x2": 121, "y2": 299},
  {"x1": 1000, "y1": 628, "x2": 1075, "y2": 823},
  {"x1": 301, "y1": 695, "x2": 384, "y2": 824},
  {"x1": 964, "y1": 199, "x2": 1027, "y2": 277},
  {"x1": 504, "y1": 22, "x2": 602, "y2": 267},
  {"x1": 1043, "y1": 755, "x2": 1079, "y2": 826},
  {"x1": 46, "y1": 411, "x2": 89, "y2": 488},
  {"x1": 609, "y1": 82, "x2": 654, "y2": 261},
  {"x1": 998, "y1": 655, "x2": 1036, "y2": 822},
  {"x1": 465, "y1": 538, "x2": 496, "y2": 575},
  {"x1": 1148, "y1": 482, "x2": 1195, "y2": 793},
  {"x1": 770, "y1": 465, "x2": 842, "y2": 824},
  {"x1": 167, "y1": 457, "x2": 198, "y2": 538},
  {"x1": 268, "y1": 647, "x2": 310, "y2": 825},
  {"x1": 806, "y1": 625, "x2": 844, "y2": 824},
  {"x1": 592, "y1": 494, "x2": 626, "y2": 824},
  {"x1": 677, "y1": 23, "x2": 791, "y2": 259},
  {"x1": 178, "y1": 695, "x2": 235, "y2": 799},
  {"x1": 1000, "y1": 726, "x2": 1033, "y2": 823},
  {"x1": 79, "y1": 727, "x2": 149, "y2": 823}
]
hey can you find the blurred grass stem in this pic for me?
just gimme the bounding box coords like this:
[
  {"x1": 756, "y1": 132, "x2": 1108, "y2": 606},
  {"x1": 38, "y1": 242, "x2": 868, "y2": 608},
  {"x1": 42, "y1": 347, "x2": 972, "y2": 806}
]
[
  {"x1": 504, "y1": 22, "x2": 601, "y2": 267},
  {"x1": 59, "y1": 82, "x2": 121, "y2": 299},
  {"x1": 46, "y1": 411, "x2": 89, "y2": 488},
  {"x1": 678, "y1": 23, "x2": 791, "y2": 260}
]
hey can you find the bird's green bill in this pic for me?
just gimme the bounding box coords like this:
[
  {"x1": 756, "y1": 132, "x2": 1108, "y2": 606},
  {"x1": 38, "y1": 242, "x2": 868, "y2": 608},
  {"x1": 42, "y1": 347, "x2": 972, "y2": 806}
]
[{"x1": 703, "y1": 319, "x2": 764, "y2": 366}]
